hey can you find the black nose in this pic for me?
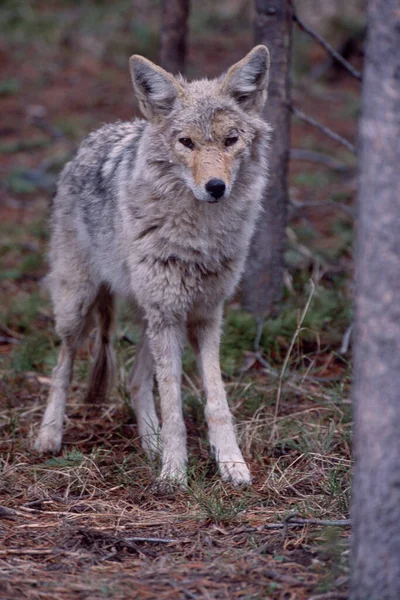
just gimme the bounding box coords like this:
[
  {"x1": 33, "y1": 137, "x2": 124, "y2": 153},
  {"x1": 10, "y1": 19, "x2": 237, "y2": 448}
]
[{"x1": 205, "y1": 178, "x2": 226, "y2": 200}]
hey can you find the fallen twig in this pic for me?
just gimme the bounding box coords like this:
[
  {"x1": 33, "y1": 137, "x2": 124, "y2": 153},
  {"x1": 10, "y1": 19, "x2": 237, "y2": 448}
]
[
  {"x1": 265, "y1": 569, "x2": 306, "y2": 586},
  {"x1": 122, "y1": 536, "x2": 178, "y2": 544},
  {"x1": 288, "y1": 516, "x2": 350, "y2": 527},
  {"x1": 0, "y1": 548, "x2": 53, "y2": 556},
  {"x1": 0, "y1": 506, "x2": 17, "y2": 520},
  {"x1": 262, "y1": 517, "x2": 351, "y2": 530}
]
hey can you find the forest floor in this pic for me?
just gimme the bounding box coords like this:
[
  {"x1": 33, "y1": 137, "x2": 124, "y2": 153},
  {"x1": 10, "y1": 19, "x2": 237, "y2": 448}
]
[{"x1": 0, "y1": 2, "x2": 363, "y2": 598}]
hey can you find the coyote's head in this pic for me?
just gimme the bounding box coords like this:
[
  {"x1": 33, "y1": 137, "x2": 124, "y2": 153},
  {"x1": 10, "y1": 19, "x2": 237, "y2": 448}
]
[{"x1": 129, "y1": 46, "x2": 270, "y2": 203}]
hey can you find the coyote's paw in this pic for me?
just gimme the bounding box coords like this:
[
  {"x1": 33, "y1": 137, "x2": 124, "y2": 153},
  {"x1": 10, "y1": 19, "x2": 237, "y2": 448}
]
[
  {"x1": 152, "y1": 474, "x2": 187, "y2": 496},
  {"x1": 153, "y1": 461, "x2": 187, "y2": 495},
  {"x1": 219, "y1": 459, "x2": 252, "y2": 487},
  {"x1": 33, "y1": 427, "x2": 62, "y2": 455}
]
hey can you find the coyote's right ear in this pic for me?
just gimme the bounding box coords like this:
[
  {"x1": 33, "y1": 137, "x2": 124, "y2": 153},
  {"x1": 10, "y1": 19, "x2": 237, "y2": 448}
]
[
  {"x1": 129, "y1": 56, "x2": 184, "y2": 120},
  {"x1": 221, "y1": 45, "x2": 270, "y2": 114}
]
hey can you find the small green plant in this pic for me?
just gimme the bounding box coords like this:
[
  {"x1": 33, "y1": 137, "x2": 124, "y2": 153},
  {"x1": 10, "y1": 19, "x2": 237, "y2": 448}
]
[
  {"x1": 322, "y1": 464, "x2": 351, "y2": 514},
  {"x1": 45, "y1": 448, "x2": 85, "y2": 468},
  {"x1": 188, "y1": 480, "x2": 251, "y2": 524}
]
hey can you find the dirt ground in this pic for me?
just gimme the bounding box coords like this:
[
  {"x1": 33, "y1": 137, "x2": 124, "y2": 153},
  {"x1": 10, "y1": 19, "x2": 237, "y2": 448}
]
[{"x1": 0, "y1": 1, "x2": 363, "y2": 598}]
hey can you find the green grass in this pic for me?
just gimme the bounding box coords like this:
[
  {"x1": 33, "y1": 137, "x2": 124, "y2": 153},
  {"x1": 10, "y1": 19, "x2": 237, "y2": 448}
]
[
  {"x1": 188, "y1": 480, "x2": 253, "y2": 524},
  {"x1": 11, "y1": 331, "x2": 57, "y2": 373}
]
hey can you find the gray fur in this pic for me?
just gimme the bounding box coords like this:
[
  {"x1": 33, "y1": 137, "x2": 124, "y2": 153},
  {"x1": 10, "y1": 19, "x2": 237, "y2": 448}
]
[{"x1": 34, "y1": 46, "x2": 271, "y2": 487}]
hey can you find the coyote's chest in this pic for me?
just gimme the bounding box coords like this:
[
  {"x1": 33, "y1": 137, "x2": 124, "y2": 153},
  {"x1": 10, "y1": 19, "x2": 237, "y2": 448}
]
[
  {"x1": 130, "y1": 208, "x2": 245, "y2": 316},
  {"x1": 134, "y1": 251, "x2": 238, "y2": 320}
]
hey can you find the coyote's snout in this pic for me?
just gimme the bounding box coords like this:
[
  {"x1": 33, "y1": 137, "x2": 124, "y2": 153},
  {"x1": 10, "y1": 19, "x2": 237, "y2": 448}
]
[{"x1": 34, "y1": 45, "x2": 271, "y2": 488}]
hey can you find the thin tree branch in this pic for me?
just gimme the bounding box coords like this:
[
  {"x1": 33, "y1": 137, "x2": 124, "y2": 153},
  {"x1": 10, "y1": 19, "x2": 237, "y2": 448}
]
[
  {"x1": 293, "y1": 10, "x2": 362, "y2": 81},
  {"x1": 291, "y1": 106, "x2": 356, "y2": 154},
  {"x1": 290, "y1": 148, "x2": 351, "y2": 172},
  {"x1": 290, "y1": 197, "x2": 355, "y2": 218}
]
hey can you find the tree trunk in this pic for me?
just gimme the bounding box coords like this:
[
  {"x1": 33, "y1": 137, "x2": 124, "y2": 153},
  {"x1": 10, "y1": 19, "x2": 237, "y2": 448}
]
[
  {"x1": 159, "y1": 0, "x2": 190, "y2": 75},
  {"x1": 350, "y1": 1, "x2": 400, "y2": 598},
  {"x1": 241, "y1": 0, "x2": 292, "y2": 316}
]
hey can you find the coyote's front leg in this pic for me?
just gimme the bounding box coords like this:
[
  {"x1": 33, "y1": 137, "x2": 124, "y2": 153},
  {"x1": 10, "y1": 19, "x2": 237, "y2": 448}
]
[
  {"x1": 147, "y1": 321, "x2": 187, "y2": 486},
  {"x1": 189, "y1": 304, "x2": 251, "y2": 486}
]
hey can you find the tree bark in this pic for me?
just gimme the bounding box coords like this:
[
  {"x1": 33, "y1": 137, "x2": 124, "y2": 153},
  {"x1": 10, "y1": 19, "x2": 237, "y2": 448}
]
[
  {"x1": 350, "y1": 1, "x2": 400, "y2": 598},
  {"x1": 159, "y1": 0, "x2": 190, "y2": 75},
  {"x1": 241, "y1": 0, "x2": 292, "y2": 316}
]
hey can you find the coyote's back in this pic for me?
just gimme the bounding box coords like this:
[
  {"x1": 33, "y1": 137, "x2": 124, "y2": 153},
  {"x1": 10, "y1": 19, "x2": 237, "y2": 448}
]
[{"x1": 35, "y1": 45, "x2": 271, "y2": 488}]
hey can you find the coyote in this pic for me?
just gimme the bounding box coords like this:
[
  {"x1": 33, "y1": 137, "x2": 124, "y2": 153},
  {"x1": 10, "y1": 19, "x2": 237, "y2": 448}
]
[{"x1": 34, "y1": 45, "x2": 271, "y2": 487}]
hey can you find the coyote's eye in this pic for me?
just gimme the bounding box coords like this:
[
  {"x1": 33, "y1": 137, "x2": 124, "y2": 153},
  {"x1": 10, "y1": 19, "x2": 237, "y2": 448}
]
[
  {"x1": 179, "y1": 137, "x2": 195, "y2": 150},
  {"x1": 225, "y1": 136, "x2": 238, "y2": 147}
]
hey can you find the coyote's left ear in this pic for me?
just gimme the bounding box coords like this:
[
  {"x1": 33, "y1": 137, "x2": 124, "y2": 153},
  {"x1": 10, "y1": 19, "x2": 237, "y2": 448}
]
[
  {"x1": 129, "y1": 55, "x2": 184, "y2": 120},
  {"x1": 221, "y1": 45, "x2": 270, "y2": 114}
]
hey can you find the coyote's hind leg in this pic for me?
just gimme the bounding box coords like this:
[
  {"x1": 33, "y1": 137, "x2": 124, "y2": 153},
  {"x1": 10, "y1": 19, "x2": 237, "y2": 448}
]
[
  {"x1": 85, "y1": 285, "x2": 116, "y2": 404},
  {"x1": 34, "y1": 276, "x2": 97, "y2": 454},
  {"x1": 34, "y1": 340, "x2": 75, "y2": 454},
  {"x1": 128, "y1": 327, "x2": 160, "y2": 458},
  {"x1": 148, "y1": 322, "x2": 187, "y2": 485}
]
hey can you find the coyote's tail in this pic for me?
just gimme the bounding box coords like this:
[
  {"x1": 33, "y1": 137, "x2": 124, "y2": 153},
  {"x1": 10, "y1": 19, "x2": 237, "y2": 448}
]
[{"x1": 85, "y1": 286, "x2": 116, "y2": 403}]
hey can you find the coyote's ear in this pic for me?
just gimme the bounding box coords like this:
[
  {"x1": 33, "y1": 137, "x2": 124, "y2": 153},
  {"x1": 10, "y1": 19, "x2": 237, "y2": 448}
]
[
  {"x1": 221, "y1": 45, "x2": 270, "y2": 114},
  {"x1": 129, "y1": 55, "x2": 184, "y2": 120}
]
